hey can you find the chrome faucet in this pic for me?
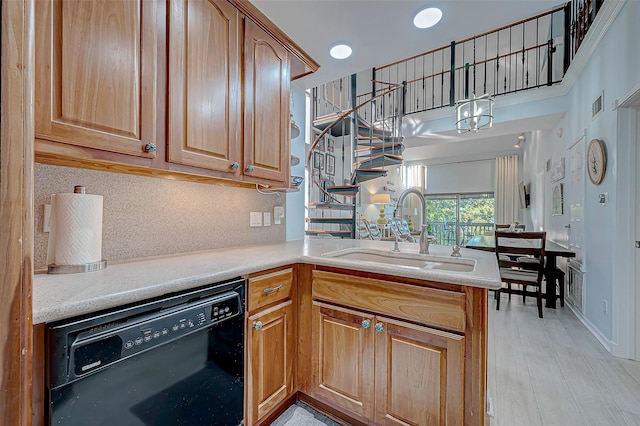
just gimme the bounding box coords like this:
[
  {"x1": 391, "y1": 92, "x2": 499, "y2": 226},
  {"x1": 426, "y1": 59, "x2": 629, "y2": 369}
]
[{"x1": 394, "y1": 188, "x2": 435, "y2": 254}]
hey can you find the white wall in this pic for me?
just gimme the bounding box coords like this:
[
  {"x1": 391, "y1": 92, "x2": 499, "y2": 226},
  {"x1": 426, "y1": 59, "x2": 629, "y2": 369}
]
[
  {"x1": 286, "y1": 84, "x2": 307, "y2": 240},
  {"x1": 358, "y1": 166, "x2": 404, "y2": 223},
  {"x1": 521, "y1": 0, "x2": 640, "y2": 344}
]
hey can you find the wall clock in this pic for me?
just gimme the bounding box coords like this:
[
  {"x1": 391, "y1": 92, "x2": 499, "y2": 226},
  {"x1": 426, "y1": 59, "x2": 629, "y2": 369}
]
[{"x1": 587, "y1": 138, "x2": 606, "y2": 185}]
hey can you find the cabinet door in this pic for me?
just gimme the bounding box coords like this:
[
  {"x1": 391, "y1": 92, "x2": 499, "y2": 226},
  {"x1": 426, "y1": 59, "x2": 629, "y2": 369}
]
[
  {"x1": 311, "y1": 302, "x2": 374, "y2": 422},
  {"x1": 167, "y1": 0, "x2": 242, "y2": 174},
  {"x1": 35, "y1": 0, "x2": 157, "y2": 158},
  {"x1": 247, "y1": 301, "x2": 296, "y2": 425},
  {"x1": 243, "y1": 20, "x2": 290, "y2": 184},
  {"x1": 374, "y1": 317, "x2": 465, "y2": 426}
]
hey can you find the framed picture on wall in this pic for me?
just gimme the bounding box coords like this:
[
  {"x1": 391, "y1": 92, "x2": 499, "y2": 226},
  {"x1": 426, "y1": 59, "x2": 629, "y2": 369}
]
[
  {"x1": 327, "y1": 137, "x2": 335, "y2": 153},
  {"x1": 552, "y1": 183, "x2": 563, "y2": 215},
  {"x1": 551, "y1": 158, "x2": 565, "y2": 182},
  {"x1": 313, "y1": 151, "x2": 324, "y2": 170},
  {"x1": 326, "y1": 154, "x2": 335, "y2": 175}
]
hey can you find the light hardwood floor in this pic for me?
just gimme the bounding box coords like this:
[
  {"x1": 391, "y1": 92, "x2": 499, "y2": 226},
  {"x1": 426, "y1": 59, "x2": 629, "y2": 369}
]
[{"x1": 488, "y1": 296, "x2": 640, "y2": 426}]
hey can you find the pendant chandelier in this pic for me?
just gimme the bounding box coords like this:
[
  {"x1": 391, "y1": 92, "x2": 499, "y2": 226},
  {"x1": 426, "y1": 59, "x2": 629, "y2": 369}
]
[
  {"x1": 455, "y1": 93, "x2": 493, "y2": 133},
  {"x1": 455, "y1": 38, "x2": 493, "y2": 133}
]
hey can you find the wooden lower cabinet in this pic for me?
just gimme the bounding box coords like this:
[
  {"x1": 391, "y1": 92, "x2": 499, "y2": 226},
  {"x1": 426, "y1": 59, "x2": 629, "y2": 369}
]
[
  {"x1": 311, "y1": 301, "x2": 465, "y2": 426},
  {"x1": 247, "y1": 300, "x2": 296, "y2": 425},
  {"x1": 311, "y1": 302, "x2": 375, "y2": 422},
  {"x1": 374, "y1": 317, "x2": 465, "y2": 425}
]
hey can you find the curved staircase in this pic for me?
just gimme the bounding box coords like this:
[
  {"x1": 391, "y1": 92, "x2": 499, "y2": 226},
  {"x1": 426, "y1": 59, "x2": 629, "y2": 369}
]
[{"x1": 306, "y1": 82, "x2": 404, "y2": 238}]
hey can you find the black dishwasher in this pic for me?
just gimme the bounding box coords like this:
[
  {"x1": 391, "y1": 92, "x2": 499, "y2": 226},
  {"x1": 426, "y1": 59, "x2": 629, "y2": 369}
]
[{"x1": 46, "y1": 278, "x2": 245, "y2": 426}]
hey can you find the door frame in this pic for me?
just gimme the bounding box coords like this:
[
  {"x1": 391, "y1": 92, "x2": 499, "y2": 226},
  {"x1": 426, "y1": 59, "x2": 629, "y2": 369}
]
[
  {"x1": 1, "y1": 0, "x2": 35, "y2": 423},
  {"x1": 613, "y1": 82, "x2": 640, "y2": 360}
]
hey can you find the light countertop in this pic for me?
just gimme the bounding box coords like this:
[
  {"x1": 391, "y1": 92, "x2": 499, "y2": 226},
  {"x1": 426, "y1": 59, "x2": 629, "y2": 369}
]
[{"x1": 33, "y1": 239, "x2": 501, "y2": 324}]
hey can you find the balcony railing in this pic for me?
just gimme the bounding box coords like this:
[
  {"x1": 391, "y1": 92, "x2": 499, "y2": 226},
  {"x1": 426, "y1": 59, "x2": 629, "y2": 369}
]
[
  {"x1": 368, "y1": 0, "x2": 603, "y2": 116},
  {"x1": 427, "y1": 222, "x2": 495, "y2": 247}
]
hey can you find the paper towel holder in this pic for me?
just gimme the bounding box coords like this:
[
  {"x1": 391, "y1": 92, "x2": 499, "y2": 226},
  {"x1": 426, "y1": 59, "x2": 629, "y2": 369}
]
[
  {"x1": 47, "y1": 185, "x2": 107, "y2": 274},
  {"x1": 48, "y1": 260, "x2": 107, "y2": 274}
]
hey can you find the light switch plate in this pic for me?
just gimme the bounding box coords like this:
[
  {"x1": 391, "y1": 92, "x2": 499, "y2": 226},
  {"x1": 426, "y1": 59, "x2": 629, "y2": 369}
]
[
  {"x1": 263, "y1": 212, "x2": 272, "y2": 227},
  {"x1": 250, "y1": 212, "x2": 262, "y2": 227},
  {"x1": 274, "y1": 206, "x2": 285, "y2": 225}
]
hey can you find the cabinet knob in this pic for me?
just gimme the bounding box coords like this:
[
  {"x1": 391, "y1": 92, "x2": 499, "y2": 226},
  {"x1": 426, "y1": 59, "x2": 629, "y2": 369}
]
[
  {"x1": 230, "y1": 162, "x2": 240, "y2": 170},
  {"x1": 252, "y1": 321, "x2": 263, "y2": 331},
  {"x1": 374, "y1": 323, "x2": 384, "y2": 333},
  {"x1": 361, "y1": 319, "x2": 371, "y2": 329},
  {"x1": 246, "y1": 165, "x2": 255, "y2": 173},
  {"x1": 143, "y1": 143, "x2": 156, "y2": 153}
]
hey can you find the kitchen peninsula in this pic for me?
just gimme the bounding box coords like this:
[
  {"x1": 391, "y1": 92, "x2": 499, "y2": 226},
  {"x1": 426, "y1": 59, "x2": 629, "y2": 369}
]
[{"x1": 33, "y1": 239, "x2": 500, "y2": 425}]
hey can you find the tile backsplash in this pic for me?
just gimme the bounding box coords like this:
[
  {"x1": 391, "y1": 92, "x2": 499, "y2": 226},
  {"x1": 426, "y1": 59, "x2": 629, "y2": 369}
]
[{"x1": 34, "y1": 164, "x2": 286, "y2": 271}]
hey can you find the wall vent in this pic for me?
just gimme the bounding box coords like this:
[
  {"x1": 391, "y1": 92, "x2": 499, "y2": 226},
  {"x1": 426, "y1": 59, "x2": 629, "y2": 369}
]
[{"x1": 592, "y1": 91, "x2": 604, "y2": 120}]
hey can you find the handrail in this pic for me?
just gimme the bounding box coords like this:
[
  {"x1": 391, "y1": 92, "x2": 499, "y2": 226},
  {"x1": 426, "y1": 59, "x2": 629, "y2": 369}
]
[
  {"x1": 306, "y1": 83, "x2": 402, "y2": 166},
  {"x1": 375, "y1": 5, "x2": 566, "y2": 71},
  {"x1": 307, "y1": 82, "x2": 403, "y2": 205}
]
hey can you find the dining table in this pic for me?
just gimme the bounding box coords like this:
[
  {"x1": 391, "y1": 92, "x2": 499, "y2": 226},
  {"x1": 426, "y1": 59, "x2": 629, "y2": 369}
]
[{"x1": 465, "y1": 234, "x2": 576, "y2": 309}]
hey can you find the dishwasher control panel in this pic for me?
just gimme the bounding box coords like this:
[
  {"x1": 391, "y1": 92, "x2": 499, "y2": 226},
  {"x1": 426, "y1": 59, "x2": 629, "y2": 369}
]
[{"x1": 69, "y1": 291, "x2": 242, "y2": 378}]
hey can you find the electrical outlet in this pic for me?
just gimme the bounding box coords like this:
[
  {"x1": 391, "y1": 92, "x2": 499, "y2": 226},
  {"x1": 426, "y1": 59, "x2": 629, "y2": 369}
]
[
  {"x1": 602, "y1": 299, "x2": 608, "y2": 315},
  {"x1": 263, "y1": 212, "x2": 272, "y2": 227},
  {"x1": 250, "y1": 212, "x2": 262, "y2": 227},
  {"x1": 598, "y1": 193, "x2": 607, "y2": 205},
  {"x1": 43, "y1": 204, "x2": 51, "y2": 233},
  {"x1": 274, "y1": 206, "x2": 285, "y2": 225}
]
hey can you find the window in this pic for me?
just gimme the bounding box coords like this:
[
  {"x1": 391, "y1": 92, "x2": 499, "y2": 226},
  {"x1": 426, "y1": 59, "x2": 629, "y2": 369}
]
[{"x1": 425, "y1": 193, "x2": 495, "y2": 246}]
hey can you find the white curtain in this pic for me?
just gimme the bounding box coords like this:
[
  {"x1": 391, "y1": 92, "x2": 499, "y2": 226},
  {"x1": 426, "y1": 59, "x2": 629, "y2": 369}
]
[
  {"x1": 403, "y1": 164, "x2": 426, "y2": 191},
  {"x1": 401, "y1": 165, "x2": 426, "y2": 228},
  {"x1": 495, "y1": 155, "x2": 519, "y2": 224}
]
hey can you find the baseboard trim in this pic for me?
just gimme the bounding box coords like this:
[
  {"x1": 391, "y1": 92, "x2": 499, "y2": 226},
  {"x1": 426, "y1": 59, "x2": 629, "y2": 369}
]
[{"x1": 567, "y1": 303, "x2": 612, "y2": 353}]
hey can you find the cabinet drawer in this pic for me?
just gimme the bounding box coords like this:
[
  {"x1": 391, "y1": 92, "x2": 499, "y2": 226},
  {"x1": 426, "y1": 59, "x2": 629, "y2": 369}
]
[
  {"x1": 248, "y1": 268, "x2": 293, "y2": 312},
  {"x1": 312, "y1": 270, "x2": 466, "y2": 333}
]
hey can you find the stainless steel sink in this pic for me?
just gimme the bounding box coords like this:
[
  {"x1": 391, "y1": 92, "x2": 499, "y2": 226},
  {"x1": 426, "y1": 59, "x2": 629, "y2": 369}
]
[{"x1": 322, "y1": 248, "x2": 475, "y2": 272}]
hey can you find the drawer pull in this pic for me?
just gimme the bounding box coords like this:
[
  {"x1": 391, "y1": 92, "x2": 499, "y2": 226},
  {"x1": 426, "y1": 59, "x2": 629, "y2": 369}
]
[
  {"x1": 361, "y1": 319, "x2": 371, "y2": 329},
  {"x1": 252, "y1": 321, "x2": 263, "y2": 331},
  {"x1": 374, "y1": 323, "x2": 384, "y2": 333},
  {"x1": 263, "y1": 285, "x2": 283, "y2": 295}
]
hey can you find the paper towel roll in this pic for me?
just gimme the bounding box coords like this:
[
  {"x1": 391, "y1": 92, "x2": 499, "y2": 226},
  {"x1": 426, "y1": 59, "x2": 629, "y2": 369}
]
[{"x1": 47, "y1": 192, "x2": 104, "y2": 266}]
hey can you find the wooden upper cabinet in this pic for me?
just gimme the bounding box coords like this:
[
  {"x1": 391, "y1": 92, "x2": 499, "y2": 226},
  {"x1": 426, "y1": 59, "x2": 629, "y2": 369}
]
[
  {"x1": 167, "y1": 0, "x2": 242, "y2": 175},
  {"x1": 35, "y1": 0, "x2": 158, "y2": 158},
  {"x1": 243, "y1": 19, "x2": 291, "y2": 184}
]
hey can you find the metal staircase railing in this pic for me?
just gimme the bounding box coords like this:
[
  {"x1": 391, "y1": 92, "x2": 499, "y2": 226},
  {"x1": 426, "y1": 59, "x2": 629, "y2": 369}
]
[
  {"x1": 306, "y1": 82, "x2": 404, "y2": 239},
  {"x1": 371, "y1": 1, "x2": 602, "y2": 116}
]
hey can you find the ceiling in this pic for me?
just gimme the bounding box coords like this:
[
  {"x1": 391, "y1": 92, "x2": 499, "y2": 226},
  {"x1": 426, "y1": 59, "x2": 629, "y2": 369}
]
[
  {"x1": 250, "y1": 0, "x2": 564, "y2": 162},
  {"x1": 250, "y1": 0, "x2": 561, "y2": 90}
]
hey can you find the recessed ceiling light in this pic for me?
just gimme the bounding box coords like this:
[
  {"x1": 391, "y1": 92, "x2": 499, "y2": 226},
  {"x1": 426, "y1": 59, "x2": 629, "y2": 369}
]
[
  {"x1": 330, "y1": 44, "x2": 352, "y2": 60},
  {"x1": 413, "y1": 7, "x2": 442, "y2": 29}
]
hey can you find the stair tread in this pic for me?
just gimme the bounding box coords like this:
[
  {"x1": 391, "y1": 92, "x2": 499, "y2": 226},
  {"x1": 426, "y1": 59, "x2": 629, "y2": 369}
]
[
  {"x1": 351, "y1": 168, "x2": 387, "y2": 184},
  {"x1": 326, "y1": 185, "x2": 360, "y2": 196},
  {"x1": 309, "y1": 202, "x2": 356, "y2": 210},
  {"x1": 354, "y1": 154, "x2": 403, "y2": 169},
  {"x1": 356, "y1": 135, "x2": 403, "y2": 141},
  {"x1": 354, "y1": 144, "x2": 404, "y2": 157},
  {"x1": 306, "y1": 217, "x2": 354, "y2": 223}
]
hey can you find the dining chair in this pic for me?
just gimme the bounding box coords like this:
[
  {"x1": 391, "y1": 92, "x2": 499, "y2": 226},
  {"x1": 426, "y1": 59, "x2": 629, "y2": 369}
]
[
  {"x1": 494, "y1": 231, "x2": 546, "y2": 318},
  {"x1": 361, "y1": 217, "x2": 382, "y2": 240},
  {"x1": 356, "y1": 219, "x2": 370, "y2": 239}
]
